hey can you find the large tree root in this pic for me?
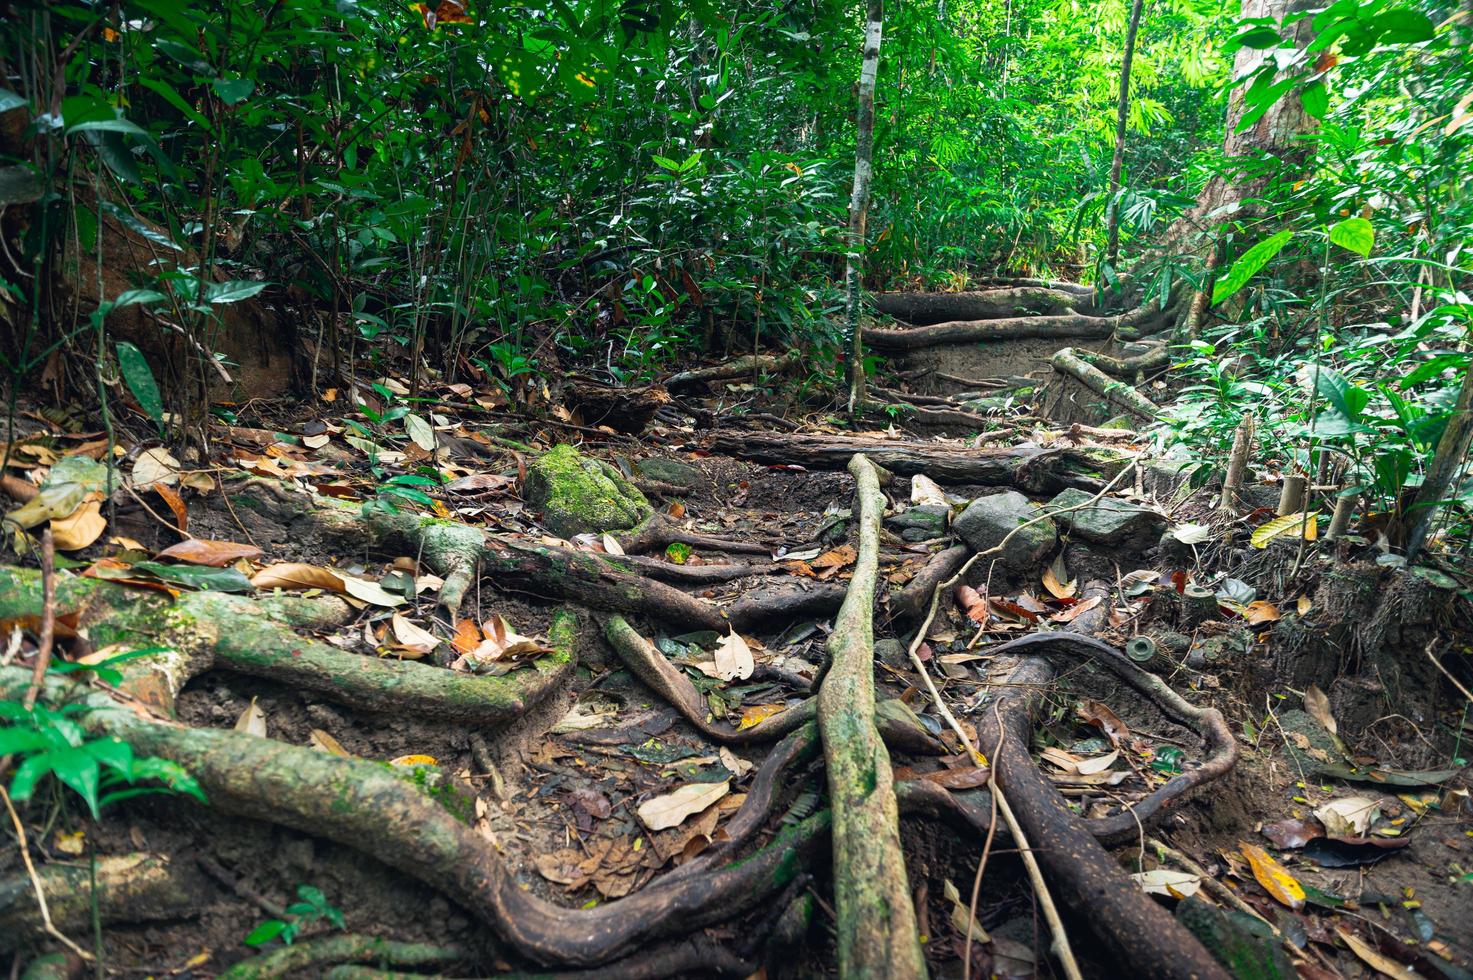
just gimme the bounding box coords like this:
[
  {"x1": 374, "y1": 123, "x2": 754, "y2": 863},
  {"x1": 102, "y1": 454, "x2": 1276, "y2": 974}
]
[
  {"x1": 602, "y1": 615, "x2": 943, "y2": 754},
  {"x1": 976, "y1": 655, "x2": 1229, "y2": 980},
  {"x1": 614, "y1": 514, "x2": 775, "y2": 557},
  {"x1": 710, "y1": 431, "x2": 1040, "y2": 483},
  {"x1": 665, "y1": 351, "x2": 801, "y2": 392},
  {"x1": 1051, "y1": 347, "x2": 1160, "y2": 421},
  {"x1": 874, "y1": 288, "x2": 1098, "y2": 322},
  {"x1": 0, "y1": 666, "x2": 829, "y2": 969},
  {"x1": 817, "y1": 454, "x2": 926, "y2": 978},
  {"x1": 0, "y1": 853, "x2": 208, "y2": 952},
  {"x1": 889, "y1": 544, "x2": 970, "y2": 621},
  {"x1": 862, "y1": 303, "x2": 1167, "y2": 352},
  {"x1": 218, "y1": 935, "x2": 468, "y2": 980},
  {"x1": 0, "y1": 569, "x2": 573, "y2": 724}
]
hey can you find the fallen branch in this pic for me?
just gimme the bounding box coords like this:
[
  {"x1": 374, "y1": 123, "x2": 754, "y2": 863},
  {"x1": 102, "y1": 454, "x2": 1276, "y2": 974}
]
[
  {"x1": 816, "y1": 454, "x2": 926, "y2": 979},
  {"x1": 864, "y1": 304, "x2": 1165, "y2": 351},
  {"x1": 1051, "y1": 347, "x2": 1159, "y2": 421},
  {"x1": 666, "y1": 352, "x2": 801, "y2": 391},
  {"x1": 874, "y1": 288, "x2": 1095, "y2": 323},
  {"x1": 710, "y1": 430, "x2": 1040, "y2": 484},
  {"x1": 889, "y1": 544, "x2": 970, "y2": 621}
]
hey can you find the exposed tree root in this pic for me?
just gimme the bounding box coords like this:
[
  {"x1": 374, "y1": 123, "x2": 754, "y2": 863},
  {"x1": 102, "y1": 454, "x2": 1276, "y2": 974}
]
[
  {"x1": 976, "y1": 655, "x2": 1229, "y2": 980},
  {"x1": 874, "y1": 288, "x2": 1097, "y2": 323},
  {"x1": 1051, "y1": 347, "x2": 1160, "y2": 421},
  {"x1": 0, "y1": 853, "x2": 208, "y2": 953},
  {"x1": 1076, "y1": 343, "x2": 1170, "y2": 380},
  {"x1": 862, "y1": 302, "x2": 1167, "y2": 352},
  {"x1": 601, "y1": 553, "x2": 780, "y2": 585},
  {"x1": 614, "y1": 514, "x2": 775, "y2": 557},
  {"x1": 0, "y1": 667, "x2": 830, "y2": 969},
  {"x1": 710, "y1": 430, "x2": 1040, "y2": 483},
  {"x1": 218, "y1": 935, "x2": 468, "y2": 980},
  {"x1": 817, "y1": 454, "x2": 926, "y2": 978},
  {"x1": 602, "y1": 615, "x2": 943, "y2": 754},
  {"x1": 665, "y1": 351, "x2": 801, "y2": 392},
  {"x1": 889, "y1": 544, "x2": 970, "y2": 621}
]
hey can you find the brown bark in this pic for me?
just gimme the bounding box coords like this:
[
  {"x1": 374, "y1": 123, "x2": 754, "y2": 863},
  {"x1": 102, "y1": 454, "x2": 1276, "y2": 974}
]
[
  {"x1": 1105, "y1": 0, "x2": 1147, "y2": 267},
  {"x1": 709, "y1": 430, "x2": 1041, "y2": 484},
  {"x1": 562, "y1": 380, "x2": 670, "y2": 434},
  {"x1": 846, "y1": 0, "x2": 886, "y2": 413},
  {"x1": 874, "y1": 288, "x2": 1092, "y2": 323}
]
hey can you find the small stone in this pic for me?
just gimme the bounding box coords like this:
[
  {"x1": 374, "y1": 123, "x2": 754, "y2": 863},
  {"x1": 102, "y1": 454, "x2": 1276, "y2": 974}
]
[
  {"x1": 874, "y1": 639, "x2": 908, "y2": 671},
  {"x1": 635, "y1": 456, "x2": 702, "y2": 488},
  {"x1": 953, "y1": 491, "x2": 1056, "y2": 570},
  {"x1": 523, "y1": 445, "x2": 653, "y2": 538},
  {"x1": 1044, "y1": 487, "x2": 1167, "y2": 549}
]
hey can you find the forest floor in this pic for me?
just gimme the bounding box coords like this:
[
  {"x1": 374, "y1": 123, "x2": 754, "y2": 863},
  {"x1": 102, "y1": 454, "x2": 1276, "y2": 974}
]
[{"x1": 2, "y1": 325, "x2": 1471, "y2": 980}]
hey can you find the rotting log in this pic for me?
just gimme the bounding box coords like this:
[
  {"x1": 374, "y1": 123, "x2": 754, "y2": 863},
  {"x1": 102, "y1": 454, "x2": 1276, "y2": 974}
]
[
  {"x1": 817, "y1": 454, "x2": 927, "y2": 979},
  {"x1": 0, "y1": 666, "x2": 830, "y2": 969},
  {"x1": 862, "y1": 302, "x2": 1166, "y2": 352},
  {"x1": 710, "y1": 431, "x2": 1040, "y2": 484},
  {"x1": 873, "y1": 288, "x2": 1094, "y2": 324},
  {"x1": 1051, "y1": 347, "x2": 1160, "y2": 421},
  {"x1": 562, "y1": 379, "x2": 669, "y2": 435}
]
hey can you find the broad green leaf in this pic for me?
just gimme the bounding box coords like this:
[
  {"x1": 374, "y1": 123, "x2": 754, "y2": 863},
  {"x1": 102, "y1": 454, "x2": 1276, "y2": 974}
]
[
  {"x1": 1212, "y1": 230, "x2": 1295, "y2": 305},
  {"x1": 1300, "y1": 82, "x2": 1328, "y2": 120},
  {"x1": 1328, "y1": 217, "x2": 1373, "y2": 257},
  {"x1": 1373, "y1": 9, "x2": 1435, "y2": 44},
  {"x1": 115, "y1": 289, "x2": 168, "y2": 308},
  {"x1": 203, "y1": 280, "x2": 267, "y2": 304},
  {"x1": 130, "y1": 561, "x2": 255, "y2": 592},
  {"x1": 243, "y1": 919, "x2": 288, "y2": 946},
  {"x1": 212, "y1": 77, "x2": 255, "y2": 105},
  {"x1": 136, "y1": 77, "x2": 214, "y2": 133},
  {"x1": 1399, "y1": 354, "x2": 1468, "y2": 388},
  {"x1": 48, "y1": 745, "x2": 103, "y2": 817},
  {"x1": 115, "y1": 341, "x2": 165, "y2": 422},
  {"x1": 404, "y1": 413, "x2": 436, "y2": 451},
  {"x1": 67, "y1": 118, "x2": 149, "y2": 138}
]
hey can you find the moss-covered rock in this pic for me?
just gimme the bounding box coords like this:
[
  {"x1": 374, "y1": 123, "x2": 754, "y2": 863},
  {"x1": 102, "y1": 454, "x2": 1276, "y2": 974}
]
[{"x1": 522, "y1": 444, "x2": 652, "y2": 538}]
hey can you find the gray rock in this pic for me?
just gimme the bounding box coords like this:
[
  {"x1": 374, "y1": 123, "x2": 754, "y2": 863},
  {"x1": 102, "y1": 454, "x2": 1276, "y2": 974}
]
[
  {"x1": 953, "y1": 491, "x2": 1056, "y2": 570},
  {"x1": 523, "y1": 444, "x2": 652, "y2": 538},
  {"x1": 635, "y1": 456, "x2": 702, "y2": 488},
  {"x1": 1044, "y1": 487, "x2": 1167, "y2": 549},
  {"x1": 886, "y1": 504, "x2": 949, "y2": 541},
  {"x1": 874, "y1": 639, "x2": 908, "y2": 671}
]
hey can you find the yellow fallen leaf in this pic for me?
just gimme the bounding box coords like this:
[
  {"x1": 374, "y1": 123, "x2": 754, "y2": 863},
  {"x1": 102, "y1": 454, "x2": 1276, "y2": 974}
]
[
  {"x1": 308, "y1": 729, "x2": 352, "y2": 757},
  {"x1": 1042, "y1": 557, "x2": 1076, "y2": 599},
  {"x1": 1250, "y1": 511, "x2": 1317, "y2": 548},
  {"x1": 53, "y1": 830, "x2": 86, "y2": 855},
  {"x1": 390, "y1": 754, "x2": 438, "y2": 767},
  {"x1": 50, "y1": 495, "x2": 107, "y2": 551},
  {"x1": 391, "y1": 613, "x2": 441, "y2": 655},
  {"x1": 1239, "y1": 842, "x2": 1304, "y2": 909},
  {"x1": 1337, "y1": 927, "x2": 1419, "y2": 980},
  {"x1": 713, "y1": 630, "x2": 754, "y2": 681},
  {"x1": 736, "y1": 703, "x2": 786, "y2": 731},
  {"x1": 234, "y1": 697, "x2": 267, "y2": 738}
]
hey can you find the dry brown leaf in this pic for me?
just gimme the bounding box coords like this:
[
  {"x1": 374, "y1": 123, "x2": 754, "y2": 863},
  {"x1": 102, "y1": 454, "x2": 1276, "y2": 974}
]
[
  {"x1": 811, "y1": 545, "x2": 856, "y2": 569},
  {"x1": 1243, "y1": 600, "x2": 1281, "y2": 624},
  {"x1": 391, "y1": 613, "x2": 441, "y2": 655},
  {"x1": 1238, "y1": 842, "x2": 1305, "y2": 910},
  {"x1": 1042, "y1": 556, "x2": 1076, "y2": 599},
  {"x1": 1077, "y1": 700, "x2": 1129, "y2": 746},
  {"x1": 1336, "y1": 927, "x2": 1419, "y2": 980},
  {"x1": 131, "y1": 447, "x2": 180, "y2": 488},
  {"x1": 153, "y1": 484, "x2": 189, "y2": 533},
  {"x1": 309, "y1": 729, "x2": 352, "y2": 757},
  {"x1": 910, "y1": 474, "x2": 948, "y2": 507},
  {"x1": 1051, "y1": 595, "x2": 1101, "y2": 623},
  {"x1": 636, "y1": 780, "x2": 730, "y2": 832},
  {"x1": 451, "y1": 618, "x2": 482, "y2": 655},
  {"x1": 1296, "y1": 595, "x2": 1313, "y2": 615},
  {"x1": 50, "y1": 496, "x2": 106, "y2": 551},
  {"x1": 954, "y1": 584, "x2": 989, "y2": 624},
  {"x1": 251, "y1": 561, "x2": 347, "y2": 592},
  {"x1": 1304, "y1": 684, "x2": 1337, "y2": 736},
  {"x1": 1075, "y1": 749, "x2": 1119, "y2": 775},
  {"x1": 713, "y1": 630, "x2": 755, "y2": 681},
  {"x1": 234, "y1": 696, "x2": 267, "y2": 737},
  {"x1": 155, "y1": 538, "x2": 263, "y2": 567}
]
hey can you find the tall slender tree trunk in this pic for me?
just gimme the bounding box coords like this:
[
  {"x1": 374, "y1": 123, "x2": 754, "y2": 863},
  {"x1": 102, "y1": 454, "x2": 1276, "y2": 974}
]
[
  {"x1": 1105, "y1": 0, "x2": 1146, "y2": 269},
  {"x1": 846, "y1": 0, "x2": 885, "y2": 415},
  {"x1": 1403, "y1": 359, "x2": 1473, "y2": 558}
]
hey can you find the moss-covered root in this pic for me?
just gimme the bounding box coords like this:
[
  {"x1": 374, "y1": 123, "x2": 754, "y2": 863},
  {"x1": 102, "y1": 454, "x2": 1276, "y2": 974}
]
[
  {"x1": 197, "y1": 594, "x2": 576, "y2": 725},
  {"x1": 1051, "y1": 347, "x2": 1159, "y2": 421},
  {"x1": 1, "y1": 666, "x2": 827, "y2": 969},
  {"x1": 19, "y1": 954, "x2": 73, "y2": 980},
  {"x1": 219, "y1": 935, "x2": 467, "y2": 980},
  {"x1": 817, "y1": 454, "x2": 927, "y2": 980},
  {"x1": 0, "y1": 853, "x2": 208, "y2": 953}
]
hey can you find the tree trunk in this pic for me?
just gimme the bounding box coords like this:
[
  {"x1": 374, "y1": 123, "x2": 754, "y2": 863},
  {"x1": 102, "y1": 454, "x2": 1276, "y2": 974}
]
[
  {"x1": 1161, "y1": 0, "x2": 1318, "y2": 251},
  {"x1": 1105, "y1": 0, "x2": 1146, "y2": 268},
  {"x1": 1403, "y1": 357, "x2": 1473, "y2": 558},
  {"x1": 846, "y1": 0, "x2": 885, "y2": 415}
]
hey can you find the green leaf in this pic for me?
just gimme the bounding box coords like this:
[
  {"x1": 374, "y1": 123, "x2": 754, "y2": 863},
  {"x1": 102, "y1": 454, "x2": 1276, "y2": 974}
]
[
  {"x1": 1300, "y1": 82, "x2": 1328, "y2": 120},
  {"x1": 212, "y1": 77, "x2": 255, "y2": 105},
  {"x1": 115, "y1": 289, "x2": 168, "y2": 308},
  {"x1": 203, "y1": 280, "x2": 267, "y2": 304},
  {"x1": 1212, "y1": 230, "x2": 1295, "y2": 304},
  {"x1": 49, "y1": 746, "x2": 102, "y2": 817},
  {"x1": 115, "y1": 341, "x2": 165, "y2": 422},
  {"x1": 243, "y1": 919, "x2": 288, "y2": 947},
  {"x1": 1399, "y1": 353, "x2": 1469, "y2": 388},
  {"x1": 1328, "y1": 217, "x2": 1373, "y2": 257},
  {"x1": 665, "y1": 541, "x2": 692, "y2": 564},
  {"x1": 130, "y1": 561, "x2": 254, "y2": 592},
  {"x1": 136, "y1": 77, "x2": 214, "y2": 133},
  {"x1": 404, "y1": 413, "x2": 436, "y2": 451},
  {"x1": 1373, "y1": 9, "x2": 1435, "y2": 44},
  {"x1": 67, "y1": 118, "x2": 149, "y2": 138}
]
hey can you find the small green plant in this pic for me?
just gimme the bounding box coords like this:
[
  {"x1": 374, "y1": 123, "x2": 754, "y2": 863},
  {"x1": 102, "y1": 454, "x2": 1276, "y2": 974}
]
[
  {"x1": 0, "y1": 649, "x2": 204, "y2": 818},
  {"x1": 243, "y1": 884, "x2": 345, "y2": 947}
]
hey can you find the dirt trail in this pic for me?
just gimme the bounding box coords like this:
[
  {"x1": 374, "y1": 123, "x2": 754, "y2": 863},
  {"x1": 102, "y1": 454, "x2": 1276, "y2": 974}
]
[{"x1": 2, "y1": 325, "x2": 1470, "y2": 980}]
